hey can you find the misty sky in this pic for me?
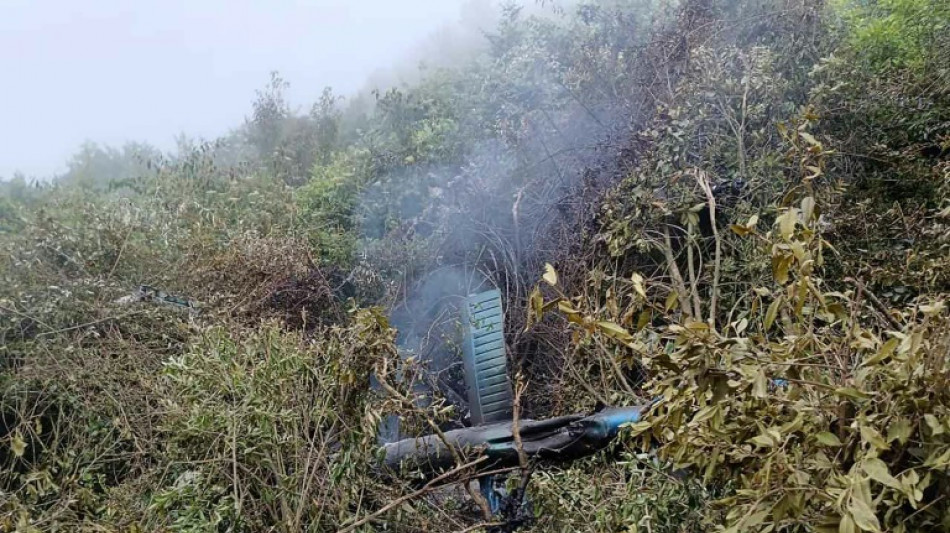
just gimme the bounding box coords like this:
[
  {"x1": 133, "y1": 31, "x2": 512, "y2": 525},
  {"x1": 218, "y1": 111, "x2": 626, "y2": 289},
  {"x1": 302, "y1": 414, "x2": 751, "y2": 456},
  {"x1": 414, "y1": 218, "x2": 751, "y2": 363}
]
[{"x1": 0, "y1": 0, "x2": 471, "y2": 179}]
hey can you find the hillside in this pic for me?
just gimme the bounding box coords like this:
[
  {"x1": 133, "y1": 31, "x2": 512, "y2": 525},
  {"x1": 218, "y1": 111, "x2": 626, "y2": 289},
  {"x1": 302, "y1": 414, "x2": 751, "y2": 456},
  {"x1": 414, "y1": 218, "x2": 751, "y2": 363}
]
[{"x1": 1, "y1": 0, "x2": 949, "y2": 531}]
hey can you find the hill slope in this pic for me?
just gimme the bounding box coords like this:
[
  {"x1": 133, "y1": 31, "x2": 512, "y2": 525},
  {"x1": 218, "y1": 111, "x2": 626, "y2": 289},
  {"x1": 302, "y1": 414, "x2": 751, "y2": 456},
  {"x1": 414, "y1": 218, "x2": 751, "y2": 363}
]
[{"x1": 1, "y1": 0, "x2": 948, "y2": 531}]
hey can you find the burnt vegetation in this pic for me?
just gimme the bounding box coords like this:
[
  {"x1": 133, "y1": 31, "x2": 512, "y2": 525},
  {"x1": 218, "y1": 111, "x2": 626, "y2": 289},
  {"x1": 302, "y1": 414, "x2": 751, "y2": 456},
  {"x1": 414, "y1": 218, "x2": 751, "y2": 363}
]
[{"x1": 1, "y1": 0, "x2": 949, "y2": 531}]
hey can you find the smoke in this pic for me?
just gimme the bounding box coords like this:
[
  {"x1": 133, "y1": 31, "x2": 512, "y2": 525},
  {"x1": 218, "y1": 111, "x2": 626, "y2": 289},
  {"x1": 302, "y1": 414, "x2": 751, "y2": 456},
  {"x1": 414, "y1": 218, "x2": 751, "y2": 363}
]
[{"x1": 351, "y1": 1, "x2": 702, "y2": 430}]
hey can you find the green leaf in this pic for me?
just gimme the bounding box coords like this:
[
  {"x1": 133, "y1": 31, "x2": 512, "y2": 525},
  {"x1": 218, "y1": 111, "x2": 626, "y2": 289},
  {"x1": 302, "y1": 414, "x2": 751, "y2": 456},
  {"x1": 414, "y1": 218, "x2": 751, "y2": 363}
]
[
  {"x1": 887, "y1": 418, "x2": 913, "y2": 444},
  {"x1": 781, "y1": 413, "x2": 804, "y2": 435},
  {"x1": 834, "y1": 387, "x2": 871, "y2": 400},
  {"x1": 862, "y1": 338, "x2": 899, "y2": 367},
  {"x1": 847, "y1": 495, "x2": 881, "y2": 532},
  {"x1": 816, "y1": 431, "x2": 843, "y2": 447},
  {"x1": 750, "y1": 432, "x2": 776, "y2": 448},
  {"x1": 863, "y1": 457, "x2": 901, "y2": 490},
  {"x1": 924, "y1": 414, "x2": 944, "y2": 435},
  {"x1": 925, "y1": 447, "x2": 950, "y2": 468},
  {"x1": 737, "y1": 509, "x2": 770, "y2": 530},
  {"x1": 860, "y1": 424, "x2": 890, "y2": 451},
  {"x1": 838, "y1": 514, "x2": 856, "y2": 533}
]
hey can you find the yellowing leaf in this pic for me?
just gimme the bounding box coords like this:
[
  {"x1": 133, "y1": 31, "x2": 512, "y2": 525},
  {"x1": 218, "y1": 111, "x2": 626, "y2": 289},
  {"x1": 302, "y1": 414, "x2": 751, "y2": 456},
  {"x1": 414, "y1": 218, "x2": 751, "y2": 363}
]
[
  {"x1": 557, "y1": 300, "x2": 585, "y2": 326},
  {"x1": 665, "y1": 290, "x2": 679, "y2": 312},
  {"x1": 800, "y1": 131, "x2": 821, "y2": 148},
  {"x1": 10, "y1": 431, "x2": 25, "y2": 458},
  {"x1": 734, "y1": 317, "x2": 749, "y2": 334},
  {"x1": 918, "y1": 301, "x2": 945, "y2": 316},
  {"x1": 557, "y1": 300, "x2": 578, "y2": 314},
  {"x1": 765, "y1": 296, "x2": 782, "y2": 330},
  {"x1": 635, "y1": 309, "x2": 651, "y2": 331},
  {"x1": 773, "y1": 255, "x2": 791, "y2": 285},
  {"x1": 691, "y1": 405, "x2": 719, "y2": 425},
  {"x1": 777, "y1": 208, "x2": 798, "y2": 239},
  {"x1": 731, "y1": 224, "x2": 752, "y2": 236},
  {"x1": 790, "y1": 241, "x2": 807, "y2": 261},
  {"x1": 597, "y1": 321, "x2": 634, "y2": 344},
  {"x1": 631, "y1": 272, "x2": 646, "y2": 298},
  {"x1": 542, "y1": 263, "x2": 558, "y2": 286},
  {"x1": 525, "y1": 286, "x2": 543, "y2": 332},
  {"x1": 827, "y1": 302, "x2": 848, "y2": 320},
  {"x1": 625, "y1": 420, "x2": 652, "y2": 436},
  {"x1": 801, "y1": 196, "x2": 816, "y2": 223},
  {"x1": 752, "y1": 369, "x2": 768, "y2": 399}
]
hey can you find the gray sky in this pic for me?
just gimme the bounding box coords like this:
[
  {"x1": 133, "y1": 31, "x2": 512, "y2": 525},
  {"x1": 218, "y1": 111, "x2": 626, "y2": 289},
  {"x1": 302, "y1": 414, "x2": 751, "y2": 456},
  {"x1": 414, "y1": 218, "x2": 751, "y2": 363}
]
[{"x1": 0, "y1": 0, "x2": 471, "y2": 179}]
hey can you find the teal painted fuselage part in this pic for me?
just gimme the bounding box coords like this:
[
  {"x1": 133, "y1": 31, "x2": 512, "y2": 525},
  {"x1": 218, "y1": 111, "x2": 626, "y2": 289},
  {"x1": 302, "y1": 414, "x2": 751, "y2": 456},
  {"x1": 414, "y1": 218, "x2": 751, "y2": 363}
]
[{"x1": 461, "y1": 289, "x2": 513, "y2": 425}]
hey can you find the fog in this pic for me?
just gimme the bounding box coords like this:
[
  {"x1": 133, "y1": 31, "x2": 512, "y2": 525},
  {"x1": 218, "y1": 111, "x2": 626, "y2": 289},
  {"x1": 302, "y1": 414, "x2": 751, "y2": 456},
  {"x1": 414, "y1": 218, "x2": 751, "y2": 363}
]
[{"x1": 0, "y1": 0, "x2": 479, "y2": 179}]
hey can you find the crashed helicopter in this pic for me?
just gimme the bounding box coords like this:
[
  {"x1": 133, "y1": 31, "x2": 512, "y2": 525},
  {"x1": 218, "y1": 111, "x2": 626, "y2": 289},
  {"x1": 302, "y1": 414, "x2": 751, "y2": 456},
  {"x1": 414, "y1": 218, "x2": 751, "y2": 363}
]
[{"x1": 374, "y1": 289, "x2": 650, "y2": 522}]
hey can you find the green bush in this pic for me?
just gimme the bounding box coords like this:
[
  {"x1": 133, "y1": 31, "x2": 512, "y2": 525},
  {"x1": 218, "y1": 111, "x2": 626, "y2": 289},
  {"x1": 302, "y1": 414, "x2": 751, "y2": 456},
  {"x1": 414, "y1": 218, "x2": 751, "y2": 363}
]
[
  {"x1": 835, "y1": 0, "x2": 950, "y2": 72},
  {"x1": 295, "y1": 151, "x2": 368, "y2": 266}
]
